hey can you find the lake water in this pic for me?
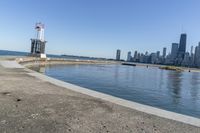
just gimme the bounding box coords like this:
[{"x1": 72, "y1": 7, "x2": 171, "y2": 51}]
[
  {"x1": 31, "y1": 64, "x2": 200, "y2": 118},
  {"x1": 0, "y1": 50, "x2": 106, "y2": 61}
]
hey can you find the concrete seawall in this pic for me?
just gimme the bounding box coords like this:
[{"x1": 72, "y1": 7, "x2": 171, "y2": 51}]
[
  {"x1": 0, "y1": 58, "x2": 200, "y2": 132},
  {"x1": 16, "y1": 57, "x2": 119, "y2": 67}
]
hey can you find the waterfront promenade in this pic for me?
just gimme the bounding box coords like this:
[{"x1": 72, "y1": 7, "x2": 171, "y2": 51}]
[{"x1": 0, "y1": 58, "x2": 200, "y2": 132}]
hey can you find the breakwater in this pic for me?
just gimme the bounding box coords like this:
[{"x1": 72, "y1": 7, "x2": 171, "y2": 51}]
[{"x1": 16, "y1": 57, "x2": 119, "y2": 67}]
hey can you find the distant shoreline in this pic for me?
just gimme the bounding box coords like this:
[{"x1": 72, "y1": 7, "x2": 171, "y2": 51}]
[{"x1": 125, "y1": 62, "x2": 200, "y2": 73}]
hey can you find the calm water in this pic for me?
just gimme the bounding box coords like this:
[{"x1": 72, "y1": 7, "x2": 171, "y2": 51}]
[
  {"x1": 32, "y1": 64, "x2": 200, "y2": 118},
  {"x1": 0, "y1": 50, "x2": 28, "y2": 56},
  {"x1": 0, "y1": 50, "x2": 106, "y2": 61}
]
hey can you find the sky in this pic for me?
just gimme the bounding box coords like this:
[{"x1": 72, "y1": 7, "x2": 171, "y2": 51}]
[{"x1": 0, "y1": 0, "x2": 200, "y2": 59}]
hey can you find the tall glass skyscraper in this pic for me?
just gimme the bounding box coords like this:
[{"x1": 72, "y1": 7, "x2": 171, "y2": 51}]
[
  {"x1": 194, "y1": 42, "x2": 200, "y2": 67},
  {"x1": 171, "y1": 43, "x2": 179, "y2": 60},
  {"x1": 127, "y1": 51, "x2": 132, "y2": 61},
  {"x1": 178, "y1": 33, "x2": 187, "y2": 59},
  {"x1": 176, "y1": 33, "x2": 187, "y2": 65},
  {"x1": 116, "y1": 49, "x2": 121, "y2": 61},
  {"x1": 162, "y1": 47, "x2": 167, "y2": 58}
]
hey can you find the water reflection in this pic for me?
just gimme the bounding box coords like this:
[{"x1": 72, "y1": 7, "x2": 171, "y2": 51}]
[
  {"x1": 190, "y1": 73, "x2": 200, "y2": 102},
  {"x1": 158, "y1": 69, "x2": 164, "y2": 90},
  {"x1": 31, "y1": 65, "x2": 46, "y2": 73},
  {"x1": 114, "y1": 65, "x2": 119, "y2": 82},
  {"x1": 167, "y1": 71, "x2": 183, "y2": 105}
]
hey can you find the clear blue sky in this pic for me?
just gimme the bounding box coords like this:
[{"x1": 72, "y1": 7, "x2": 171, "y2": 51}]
[{"x1": 0, "y1": 0, "x2": 200, "y2": 59}]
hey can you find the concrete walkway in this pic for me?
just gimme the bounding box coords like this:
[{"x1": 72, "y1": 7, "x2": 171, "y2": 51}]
[
  {"x1": 0, "y1": 61, "x2": 24, "y2": 68},
  {"x1": 0, "y1": 61, "x2": 200, "y2": 132}
]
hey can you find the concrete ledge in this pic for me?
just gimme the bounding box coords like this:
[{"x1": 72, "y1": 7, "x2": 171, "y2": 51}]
[
  {"x1": 27, "y1": 69, "x2": 200, "y2": 127},
  {"x1": 16, "y1": 57, "x2": 119, "y2": 67},
  {"x1": 0, "y1": 61, "x2": 24, "y2": 68}
]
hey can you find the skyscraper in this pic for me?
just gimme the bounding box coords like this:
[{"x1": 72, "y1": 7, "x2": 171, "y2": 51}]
[
  {"x1": 150, "y1": 53, "x2": 157, "y2": 64},
  {"x1": 190, "y1": 46, "x2": 194, "y2": 55},
  {"x1": 194, "y1": 46, "x2": 198, "y2": 66},
  {"x1": 189, "y1": 46, "x2": 195, "y2": 66},
  {"x1": 194, "y1": 43, "x2": 200, "y2": 67},
  {"x1": 182, "y1": 52, "x2": 190, "y2": 66},
  {"x1": 155, "y1": 51, "x2": 161, "y2": 64},
  {"x1": 163, "y1": 47, "x2": 167, "y2": 58},
  {"x1": 127, "y1": 51, "x2": 132, "y2": 62},
  {"x1": 133, "y1": 51, "x2": 138, "y2": 61},
  {"x1": 116, "y1": 49, "x2": 121, "y2": 61},
  {"x1": 177, "y1": 33, "x2": 187, "y2": 60},
  {"x1": 156, "y1": 51, "x2": 160, "y2": 58},
  {"x1": 145, "y1": 51, "x2": 148, "y2": 56},
  {"x1": 171, "y1": 43, "x2": 179, "y2": 61}
]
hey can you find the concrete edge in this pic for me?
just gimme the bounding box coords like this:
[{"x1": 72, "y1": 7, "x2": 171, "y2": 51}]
[
  {"x1": 0, "y1": 61, "x2": 24, "y2": 68},
  {"x1": 26, "y1": 69, "x2": 200, "y2": 128}
]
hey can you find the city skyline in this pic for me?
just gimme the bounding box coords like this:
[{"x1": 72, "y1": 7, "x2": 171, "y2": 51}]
[
  {"x1": 117, "y1": 32, "x2": 200, "y2": 60},
  {"x1": 119, "y1": 33, "x2": 200, "y2": 68},
  {"x1": 1, "y1": 0, "x2": 200, "y2": 59}
]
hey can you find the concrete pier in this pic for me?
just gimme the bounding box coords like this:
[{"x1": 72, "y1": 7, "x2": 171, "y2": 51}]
[{"x1": 0, "y1": 58, "x2": 200, "y2": 133}]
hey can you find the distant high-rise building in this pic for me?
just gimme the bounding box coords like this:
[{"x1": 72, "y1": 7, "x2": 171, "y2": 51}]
[
  {"x1": 133, "y1": 51, "x2": 138, "y2": 61},
  {"x1": 150, "y1": 53, "x2": 157, "y2": 64},
  {"x1": 194, "y1": 43, "x2": 200, "y2": 67},
  {"x1": 116, "y1": 49, "x2": 121, "y2": 61},
  {"x1": 127, "y1": 51, "x2": 132, "y2": 62},
  {"x1": 177, "y1": 33, "x2": 187, "y2": 61},
  {"x1": 190, "y1": 46, "x2": 194, "y2": 66},
  {"x1": 190, "y1": 46, "x2": 194, "y2": 55},
  {"x1": 171, "y1": 43, "x2": 179, "y2": 60},
  {"x1": 181, "y1": 52, "x2": 191, "y2": 67},
  {"x1": 139, "y1": 53, "x2": 144, "y2": 63},
  {"x1": 163, "y1": 47, "x2": 167, "y2": 58},
  {"x1": 156, "y1": 51, "x2": 160, "y2": 58},
  {"x1": 194, "y1": 46, "x2": 198, "y2": 66},
  {"x1": 137, "y1": 53, "x2": 141, "y2": 61},
  {"x1": 182, "y1": 52, "x2": 190, "y2": 66}
]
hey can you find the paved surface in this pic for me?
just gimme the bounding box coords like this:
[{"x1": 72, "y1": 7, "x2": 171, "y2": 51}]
[
  {"x1": 0, "y1": 61, "x2": 24, "y2": 68},
  {"x1": 0, "y1": 63, "x2": 200, "y2": 132}
]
